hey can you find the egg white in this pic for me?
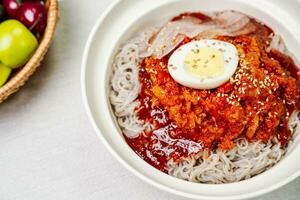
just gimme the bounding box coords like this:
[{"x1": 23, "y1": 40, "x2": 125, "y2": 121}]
[{"x1": 168, "y1": 39, "x2": 239, "y2": 90}]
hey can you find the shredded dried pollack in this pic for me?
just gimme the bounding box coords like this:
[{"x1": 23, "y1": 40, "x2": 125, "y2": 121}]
[{"x1": 109, "y1": 15, "x2": 300, "y2": 183}]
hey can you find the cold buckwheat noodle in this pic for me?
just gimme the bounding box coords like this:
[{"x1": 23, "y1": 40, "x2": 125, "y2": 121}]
[{"x1": 109, "y1": 11, "x2": 300, "y2": 184}]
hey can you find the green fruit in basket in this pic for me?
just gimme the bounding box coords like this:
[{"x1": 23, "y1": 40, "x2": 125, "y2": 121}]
[
  {"x1": 0, "y1": 19, "x2": 38, "y2": 69},
  {"x1": 0, "y1": 63, "x2": 11, "y2": 87}
]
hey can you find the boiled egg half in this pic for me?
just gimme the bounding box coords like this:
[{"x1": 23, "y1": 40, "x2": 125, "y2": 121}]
[{"x1": 168, "y1": 39, "x2": 239, "y2": 89}]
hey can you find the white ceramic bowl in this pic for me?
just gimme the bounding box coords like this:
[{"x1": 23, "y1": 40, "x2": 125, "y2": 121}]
[{"x1": 81, "y1": 0, "x2": 300, "y2": 199}]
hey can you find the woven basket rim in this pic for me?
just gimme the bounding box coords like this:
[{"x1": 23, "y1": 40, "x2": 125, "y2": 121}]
[{"x1": 0, "y1": 0, "x2": 59, "y2": 103}]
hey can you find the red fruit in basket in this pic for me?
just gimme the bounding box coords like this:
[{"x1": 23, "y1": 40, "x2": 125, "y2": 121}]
[
  {"x1": 16, "y1": 2, "x2": 47, "y2": 34},
  {"x1": 23, "y1": 0, "x2": 44, "y2": 1},
  {"x1": 2, "y1": 0, "x2": 20, "y2": 18},
  {"x1": 0, "y1": 5, "x2": 7, "y2": 22}
]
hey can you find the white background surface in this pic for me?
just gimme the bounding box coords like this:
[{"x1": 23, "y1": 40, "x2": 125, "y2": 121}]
[{"x1": 0, "y1": 0, "x2": 299, "y2": 199}]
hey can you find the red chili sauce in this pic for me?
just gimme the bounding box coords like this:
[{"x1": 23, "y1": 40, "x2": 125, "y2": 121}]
[{"x1": 125, "y1": 12, "x2": 300, "y2": 173}]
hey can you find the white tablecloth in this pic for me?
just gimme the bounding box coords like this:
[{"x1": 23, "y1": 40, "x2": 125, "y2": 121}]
[{"x1": 0, "y1": 0, "x2": 299, "y2": 199}]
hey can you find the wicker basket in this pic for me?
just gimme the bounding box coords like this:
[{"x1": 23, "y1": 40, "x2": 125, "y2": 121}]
[{"x1": 0, "y1": 0, "x2": 58, "y2": 103}]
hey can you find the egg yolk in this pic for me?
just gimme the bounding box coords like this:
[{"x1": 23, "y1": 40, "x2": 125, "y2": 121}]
[{"x1": 184, "y1": 47, "x2": 225, "y2": 78}]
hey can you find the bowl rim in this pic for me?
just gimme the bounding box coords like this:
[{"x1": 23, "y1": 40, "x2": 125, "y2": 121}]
[
  {"x1": 0, "y1": 0, "x2": 59, "y2": 103},
  {"x1": 81, "y1": 0, "x2": 300, "y2": 199}
]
